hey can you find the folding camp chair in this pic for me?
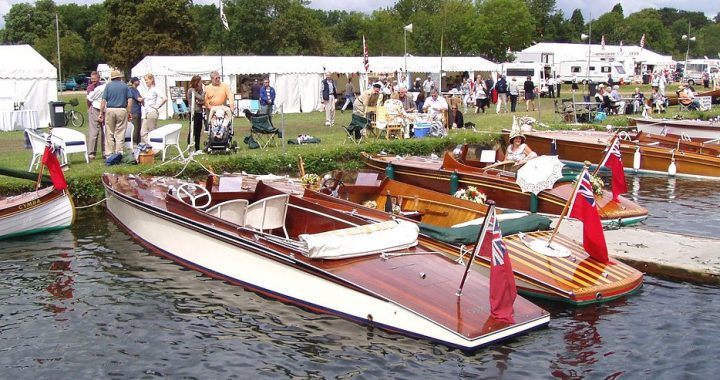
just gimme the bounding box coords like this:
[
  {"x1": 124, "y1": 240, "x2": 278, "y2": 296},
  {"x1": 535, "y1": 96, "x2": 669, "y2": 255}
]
[
  {"x1": 344, "y1": 113, "x2": 369, "y2": 145},
  {"x1": 248, "y1": 113, "x2": 281, "y2": 149}
]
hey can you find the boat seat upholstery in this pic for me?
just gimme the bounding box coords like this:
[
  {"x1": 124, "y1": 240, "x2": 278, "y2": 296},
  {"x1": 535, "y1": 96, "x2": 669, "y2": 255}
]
[
  {"x1": 299, "y1": 220, "x2": 419, "y2": 260},
  {"x1": 244, "y1": 194, "x2": 289, "y2": 238},
  {"x1": 206, "y1": 199, "x2": 249, "y2": 225}
]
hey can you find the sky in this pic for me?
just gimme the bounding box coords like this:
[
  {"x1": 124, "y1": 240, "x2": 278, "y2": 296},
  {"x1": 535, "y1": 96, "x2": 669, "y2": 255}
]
[{"x1": 0, "y1": 0, "x2": 717, "y2": 28}]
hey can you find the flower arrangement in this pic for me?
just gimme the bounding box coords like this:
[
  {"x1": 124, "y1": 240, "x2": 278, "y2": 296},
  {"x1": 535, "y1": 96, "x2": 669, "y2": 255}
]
[
  {"x1": 301, "y1": 173, "x2": 320, "y2": 188},
  {"x1": 588, "y1": 174, "x2": 605, "y2": 196},
  {"x1": 453, "y1": 186, "x2": 487, "y2": 204}
]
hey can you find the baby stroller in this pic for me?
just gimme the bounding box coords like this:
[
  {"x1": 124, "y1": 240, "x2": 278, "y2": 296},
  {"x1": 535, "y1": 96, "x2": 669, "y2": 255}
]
[{"x1": 206, "y1": 106, "x2": 237, "y2": 152}]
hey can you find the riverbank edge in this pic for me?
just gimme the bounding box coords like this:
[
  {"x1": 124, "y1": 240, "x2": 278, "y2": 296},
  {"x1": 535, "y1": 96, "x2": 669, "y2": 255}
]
[{"x1": 559, "y1": 220, "x2": 720, "y2": 286}]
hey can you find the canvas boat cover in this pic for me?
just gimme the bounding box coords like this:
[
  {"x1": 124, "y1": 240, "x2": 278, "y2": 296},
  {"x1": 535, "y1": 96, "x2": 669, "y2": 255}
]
[{"x1": 299, "y1": 220, "x2": 418, "y2": 259}]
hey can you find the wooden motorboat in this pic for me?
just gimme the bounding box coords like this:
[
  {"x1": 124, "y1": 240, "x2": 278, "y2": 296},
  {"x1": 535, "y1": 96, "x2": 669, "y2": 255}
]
[
  {"x1": 517, "y1": 130, "x2": 720, "y2": 179},
  {"x1": 102, "y1": 173, "x2": 549, "y2": 351},
  {"x1": 0, "y1": 168, "x2": 75, "y2": 240},
  {"x1": 361, "y1": 152, "x2": 648, "y2": 226},
  {"x1": 630, "y1": 117, "x2": 720, "y2": 141},
  {"x1": 665, "y1": 88, "x2": 720, "y2": 106},
  {"x1": 297, "y1": 177, "x2": 643, "y2": 305}
]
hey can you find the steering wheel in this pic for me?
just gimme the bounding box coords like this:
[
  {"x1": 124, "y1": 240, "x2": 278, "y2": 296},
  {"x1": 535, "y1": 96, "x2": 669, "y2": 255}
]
[
  {"x1": 618, "y1": 130, "x2": 632, "y2": 141},
  {"x1": 176, "y1": 183, "x2": 212, "y2": 209},
  {"x1": 321, "y1": 177, "x2": 348, "y2": 200}
]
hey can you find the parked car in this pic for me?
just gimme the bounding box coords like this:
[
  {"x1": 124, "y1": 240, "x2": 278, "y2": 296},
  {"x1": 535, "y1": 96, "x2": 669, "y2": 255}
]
[{"x1": 57, "y1": 78, "x2": 78, "y2": 91}]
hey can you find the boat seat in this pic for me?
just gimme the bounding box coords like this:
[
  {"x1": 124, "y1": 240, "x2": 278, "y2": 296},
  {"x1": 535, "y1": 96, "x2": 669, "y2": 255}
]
[
  {"x1": 299, "y1": 220, "x2": 419, "y2": 259},
  {"x1": 244, "y1": 194, "x2": 289, "y2": 238},
  {"x1": 206, "y1": 199, "x2": 249, "y2": 225}
]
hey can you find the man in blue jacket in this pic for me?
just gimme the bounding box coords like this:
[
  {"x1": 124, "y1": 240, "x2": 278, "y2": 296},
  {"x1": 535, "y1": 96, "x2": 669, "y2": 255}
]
[
  {"x1": 320, "y1": 72, "x2": 337, "y2": 126},
  {"x1": 259, "y1": 78, "x2": 276, "y2": 120}
]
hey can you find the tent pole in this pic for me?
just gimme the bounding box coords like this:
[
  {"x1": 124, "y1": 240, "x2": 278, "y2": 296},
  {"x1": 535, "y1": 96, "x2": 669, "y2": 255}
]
[{"x1": 55, "y1": 13, "x2": 61, "y2": 96}]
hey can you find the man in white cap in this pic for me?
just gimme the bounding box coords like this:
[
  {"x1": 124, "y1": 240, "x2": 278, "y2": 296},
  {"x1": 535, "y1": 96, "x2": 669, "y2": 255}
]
[
  {"x1": 98, "y1": 70, "x2": 132, "y2": 157},
  {"x1": 320, "y1": 72, "x2": 337, "y2": 126}
]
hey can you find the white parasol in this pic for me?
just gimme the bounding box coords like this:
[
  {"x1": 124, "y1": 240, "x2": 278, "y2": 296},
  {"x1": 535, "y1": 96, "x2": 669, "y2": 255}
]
[{"x1": 516, "y1": 155, "x2": 564, "y2": 195}]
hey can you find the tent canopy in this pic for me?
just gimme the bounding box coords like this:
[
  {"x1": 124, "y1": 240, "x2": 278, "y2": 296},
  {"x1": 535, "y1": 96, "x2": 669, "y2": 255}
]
[
  {"x1": 131, "y1": 55, "x2": 498, "y2": 116},
  {"x1": 0, "y1": 45, "x2": 57, "y2": 131}
]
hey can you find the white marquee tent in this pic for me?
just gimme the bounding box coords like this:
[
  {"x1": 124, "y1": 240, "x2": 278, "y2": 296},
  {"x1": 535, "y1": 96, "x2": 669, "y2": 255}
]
[
  {"x1": 131, "y1": 55, "x2": 497, "y2": 118},
  {"x1": 0, "y1": 45, "x2": 57, "y2": 131}
]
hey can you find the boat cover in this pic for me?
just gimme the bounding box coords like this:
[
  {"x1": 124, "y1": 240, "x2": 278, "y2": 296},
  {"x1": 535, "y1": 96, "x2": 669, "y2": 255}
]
[
  {"x1": 419, "y1": 214, "x2": 552, "y2": 245},
  {"x1": 299, "y1": 220, "x2": 419, "y2": 259}
]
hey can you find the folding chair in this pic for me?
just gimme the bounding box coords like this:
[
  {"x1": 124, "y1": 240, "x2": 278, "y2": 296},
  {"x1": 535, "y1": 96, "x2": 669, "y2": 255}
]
[
  {"x1": 344, "y1": 113, "x2": 369, "y2": 145},
  {"x1": 249, "y1": 114, "x2": 281, "y2": 149}
]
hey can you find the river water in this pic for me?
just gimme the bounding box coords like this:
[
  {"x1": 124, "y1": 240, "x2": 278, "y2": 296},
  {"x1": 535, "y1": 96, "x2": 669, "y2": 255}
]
[{"x1": 1, "y1": 174, "x2": 718, "y2": 379}]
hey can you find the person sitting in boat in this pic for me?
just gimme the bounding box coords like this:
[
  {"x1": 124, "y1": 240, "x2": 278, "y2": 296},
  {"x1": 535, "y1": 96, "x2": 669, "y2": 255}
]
[{"x1": 504, "y1": 129, "x2": 537, "y2": 166}]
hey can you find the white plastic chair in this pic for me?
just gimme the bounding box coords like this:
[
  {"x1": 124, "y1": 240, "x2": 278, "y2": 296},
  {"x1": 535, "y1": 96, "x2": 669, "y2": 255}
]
[
  {"x1": 148, "y1": 123, "x2": 183, "y2": 161},
  {"x1": 124, "y1": 122, "x2": 134, "y2": 149},
  {"x1": 26, "y1": 129, "x2": 48, "y2": 171},
  {"x1": 206, "y1": 199, "x2": 249, "y2": 225},
  {"x1": 244, "y1": 194, "x2": 289, "y2": 238},
  {"x1": 50, "y1": 127, "x2": 89, "y2": 165}
]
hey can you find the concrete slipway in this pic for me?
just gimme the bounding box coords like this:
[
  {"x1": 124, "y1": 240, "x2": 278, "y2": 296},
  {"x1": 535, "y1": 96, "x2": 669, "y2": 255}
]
[{"x1": 557, "y1": 220, "x2": 720, "y2": 285}]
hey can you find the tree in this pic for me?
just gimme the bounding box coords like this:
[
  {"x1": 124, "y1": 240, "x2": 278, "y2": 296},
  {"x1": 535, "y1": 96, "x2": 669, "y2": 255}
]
[
  {"x1": 34, "y1": 30, "x2": 87, "y2": 76},
  {"x1": 525, "y1": 0, "x2": 556, "y2": 39},
  {"x1": 697, "y1": 23, "x2": 720, "y2": 58},
  {"x1": 475, "y1": 0, "x2": 534, "y2": 62},
  {"x1": 2, "y1": 1, "x2": 56, "y2": 44},
  {"x1": 622, "y1": 10, "x2": 673, "y2": 54},
  {"x1": 93, "y1": 0, "x2": 197, "y2": 71},
  {"x1": 610, "y1": 3, "x2": 623, "y2": 17},
  {"x1": 589, "y1": 8, "x2": 623, "y2": 44},
  {"x1": 568, "y1": 9, "x2": 584, "y2": 41}
]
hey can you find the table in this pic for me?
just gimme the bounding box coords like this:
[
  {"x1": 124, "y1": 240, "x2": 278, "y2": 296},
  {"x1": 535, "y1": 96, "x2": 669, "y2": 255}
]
[{"x1": 0, "y1": 109, "x2": 39, "y2": 131}]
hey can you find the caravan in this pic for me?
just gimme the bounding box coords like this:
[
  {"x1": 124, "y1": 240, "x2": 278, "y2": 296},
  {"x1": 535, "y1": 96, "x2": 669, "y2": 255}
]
[
  {"x1": 501, "y1": 61, "x2": 553, "y2": 95},
  {"x1": 557, "y1": 60, "x2": 627, "y2": 84}
]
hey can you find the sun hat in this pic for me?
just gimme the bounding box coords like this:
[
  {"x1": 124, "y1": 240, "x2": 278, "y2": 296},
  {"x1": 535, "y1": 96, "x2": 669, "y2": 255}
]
[
  {"x1": 372, "y1": 82, "x2": 382, "y2": 89},
  {"x1": 509, "y1": 129, "x2": 525, "y2": 143},
  {"x1": 110, "y1": 70, "x2": 123, "y2": 79}
]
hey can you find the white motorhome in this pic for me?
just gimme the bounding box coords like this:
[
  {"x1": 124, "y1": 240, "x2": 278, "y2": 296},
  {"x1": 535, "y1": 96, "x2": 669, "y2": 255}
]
[
  {"x1": 682, "y1": 59, "x2": 719, "y2": 85},
  {"x1": 557, "y1": 60, "x2": 627, "y2": 84}
]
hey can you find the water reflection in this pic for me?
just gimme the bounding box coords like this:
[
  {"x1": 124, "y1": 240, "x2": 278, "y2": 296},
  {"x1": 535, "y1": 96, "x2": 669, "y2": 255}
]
[{"x1": 44, "y1": 252, "x2": 75, "y2": 314}]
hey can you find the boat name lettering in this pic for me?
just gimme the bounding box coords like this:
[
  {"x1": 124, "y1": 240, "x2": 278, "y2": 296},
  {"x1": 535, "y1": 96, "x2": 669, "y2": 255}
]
[{"x1": 18, "y1": 199, "x2": 41, "y2": 210}]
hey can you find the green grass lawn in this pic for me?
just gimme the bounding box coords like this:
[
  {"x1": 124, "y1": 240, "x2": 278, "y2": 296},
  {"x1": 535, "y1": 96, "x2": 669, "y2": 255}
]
[{"x1": 2, "y1": 89, "x2": 718, "y2": 202}]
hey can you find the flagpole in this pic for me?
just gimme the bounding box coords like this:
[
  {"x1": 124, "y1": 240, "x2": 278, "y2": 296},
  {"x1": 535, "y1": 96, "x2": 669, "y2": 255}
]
[
  {"x1": 593, "y1": 134, "x2": 618, "y2": 176},
  {"x1": 547, "y1": 162, "x2": 591, "y2": 246},
  {"x1": 457, "y1": 201, "x2": 496, "y2": 296}
]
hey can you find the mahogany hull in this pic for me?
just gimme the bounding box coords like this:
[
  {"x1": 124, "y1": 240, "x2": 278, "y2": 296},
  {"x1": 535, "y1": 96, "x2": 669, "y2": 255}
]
[
  {"x1": 519, "y1": 130, "x2": 720, "y2": 179},
  {"x1": 102, "y1": 173, "x2": 549, "y2": 350},
  {"x1": 302, "y1": 179, "x2": 643, "y2": 306},
  {"x1": 665, "y1": 89, "x2": 720, "y2": 106},
  {"x1": 631, "y1": 117, "x2": 720, "y2": 141},
  {"x1": 361, "y1": 152, "x2": 648, "y2": 225}
]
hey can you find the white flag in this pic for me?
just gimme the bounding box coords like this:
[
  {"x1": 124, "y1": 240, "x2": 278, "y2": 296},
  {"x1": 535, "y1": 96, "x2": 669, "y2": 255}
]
[{"x1": 220, "y1": 1, "x2": 229, "y2": 31}]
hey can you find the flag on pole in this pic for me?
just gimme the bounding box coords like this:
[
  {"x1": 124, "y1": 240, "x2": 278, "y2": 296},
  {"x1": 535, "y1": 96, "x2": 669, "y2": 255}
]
[
  {"x1": 42, "y1": 145, "x2": 67, "y2": 190},
  {"x1": 219, "y1": 1, "x2": 229, "y2": 31},
  {"x1": 640, "y1": 34, "x2": 646, "y2": 50},
  {"x1": 619, "y1": 40, "x2": 623, "y2": 53},
  {"x1": 569, "y1": 170, "x2": 609, "y2": 263},
  {"x1": 599, "y1": 137, "x2": 627, "y2": 201},
  {"x1": 478, "y1": 207, "x2": 517, "y2": 323},
  {"x1": 601, "y1": 35, "x2": 605, "y2": 50},
  {"x1": 362, "y1": 35, "x2": 369, "y2": 72}
]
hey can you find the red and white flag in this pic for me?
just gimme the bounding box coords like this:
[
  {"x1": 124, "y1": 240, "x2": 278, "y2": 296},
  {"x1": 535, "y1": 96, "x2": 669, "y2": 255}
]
[
  {"x1": 478, "y1": 208, "x2": 517, "y2": 323},
  {"x1": 569, "y1": 170, "x2": 609, "y2": 264},
  {"x1": 640, "y1": 34, "x2": 646, "y2": 50},
  {"x1": 601, "y1": 35, "x2": 605, "y2": 50},
  {"x1": 599, "y1": 137, "x2": 627, "y2": 201},
  {"x1": 362, "y1": 35, "x2": 369, "y2": 72},
  {"x1": 42, "y1": 145, "x2": 67, "y2": 191}
]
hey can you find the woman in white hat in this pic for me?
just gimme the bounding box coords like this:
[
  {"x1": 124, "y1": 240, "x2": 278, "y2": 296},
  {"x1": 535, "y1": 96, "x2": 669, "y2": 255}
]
[{"x1": 505, "y1": 129, "x2": 537, "y2": 165}]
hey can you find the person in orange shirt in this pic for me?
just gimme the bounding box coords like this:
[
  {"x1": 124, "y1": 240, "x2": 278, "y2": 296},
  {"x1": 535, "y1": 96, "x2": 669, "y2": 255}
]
[{"x1": 204, "y1": 70, "x2": 234, "y2": 114}]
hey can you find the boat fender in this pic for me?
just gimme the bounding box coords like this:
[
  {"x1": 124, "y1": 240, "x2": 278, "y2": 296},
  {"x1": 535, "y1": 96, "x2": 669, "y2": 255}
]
[
  {"x1": 633, "y1": 147, "x2": 641, "y2": 171},
  {"x1": 668, "y1": 158, "x2": 677, "y2": 176},
  {"x1": 550, "y1": 138, "x2": 557, "y2": 156},
  {"x1": 450, "y1": 171, "x2": 459, "y2": 195},
  {"x1": 385, "y1": 163, "x2": 395, "y2": 180}
]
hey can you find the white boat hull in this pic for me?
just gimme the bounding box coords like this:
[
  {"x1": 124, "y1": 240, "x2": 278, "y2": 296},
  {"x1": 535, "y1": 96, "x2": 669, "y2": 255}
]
[
  {"x1": 0, "y1": 190, "x2": 74, "y2": 240},
  {"x1": 105, "y1": 189, "x2": 548, "y2": 350}
]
